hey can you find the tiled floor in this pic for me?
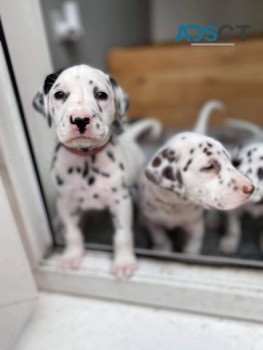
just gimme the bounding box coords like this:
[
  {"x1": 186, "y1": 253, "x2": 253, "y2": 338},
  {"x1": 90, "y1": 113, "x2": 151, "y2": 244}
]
[{"x1": 14, "y1": 292, "x2": 263, "y2": 350}]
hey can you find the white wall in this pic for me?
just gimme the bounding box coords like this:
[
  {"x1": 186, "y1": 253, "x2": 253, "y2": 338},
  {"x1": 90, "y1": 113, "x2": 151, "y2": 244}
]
[{"x1": 41, "y1": 0, "x2": 151, "y2": 71}]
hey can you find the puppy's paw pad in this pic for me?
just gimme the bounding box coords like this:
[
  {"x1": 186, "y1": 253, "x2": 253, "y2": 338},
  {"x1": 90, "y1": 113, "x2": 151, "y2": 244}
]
[
  {"x1": 60, "y1": 247, "x2": 84, "y2": 269},
  {"x1": 112, "y1": 255, "x2": 137, "y2": 281},
  {"x1": 219, "y1": 238, "x2": 238, "y2": 254}
]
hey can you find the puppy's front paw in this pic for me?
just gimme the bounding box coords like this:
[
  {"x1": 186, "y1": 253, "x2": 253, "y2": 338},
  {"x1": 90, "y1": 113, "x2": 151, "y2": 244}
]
[
  {"x1": 154, "y1": 240, "x2": 173, "y2": 252},
  {"x1": 60, "y1": 246, "x2": 84, "y2": 269},
  {"x1": 183, "y1": 240, "x2": 202, "y2": 255},
  {"x1": 112, "y1": 254, "x2": 137, "y2": 281},
  {"x1": 219, "y1": 237, "x2": 239, "y2": 254}
]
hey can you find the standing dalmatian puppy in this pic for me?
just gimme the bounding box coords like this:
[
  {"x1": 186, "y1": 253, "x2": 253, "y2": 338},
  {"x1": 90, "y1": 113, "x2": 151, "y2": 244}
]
[
  {"x1": 219, "y1": 119, "x2": 263, "y2": 253},
  {"x1": 138, "y1": 101, "x2": 254, "y2": 253},
  {"x1": 33, "y1": 64, "x2": 161, "y2": 280}
]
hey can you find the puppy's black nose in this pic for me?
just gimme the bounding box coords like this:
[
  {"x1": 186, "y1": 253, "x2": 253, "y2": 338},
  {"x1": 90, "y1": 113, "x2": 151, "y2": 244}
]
[{"x1": 70, "y1": 116, "x2": 90, "y2": 134}]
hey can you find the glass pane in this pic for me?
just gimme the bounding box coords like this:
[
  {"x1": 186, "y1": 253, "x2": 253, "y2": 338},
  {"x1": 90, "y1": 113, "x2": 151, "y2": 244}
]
[{"x1": 20, "y1": 0, "x2": 263, "y2": 269}]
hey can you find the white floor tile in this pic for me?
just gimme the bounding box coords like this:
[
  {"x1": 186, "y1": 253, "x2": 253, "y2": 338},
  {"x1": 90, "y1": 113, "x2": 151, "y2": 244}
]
[{"x1": 14, "y1": 292, "x2": 263, "y2": 350}]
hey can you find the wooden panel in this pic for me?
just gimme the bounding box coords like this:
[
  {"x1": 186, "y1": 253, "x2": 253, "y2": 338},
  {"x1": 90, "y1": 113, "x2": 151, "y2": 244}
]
[{"x1": 108, "y1": 39, "x2": 263, "y2": 128}]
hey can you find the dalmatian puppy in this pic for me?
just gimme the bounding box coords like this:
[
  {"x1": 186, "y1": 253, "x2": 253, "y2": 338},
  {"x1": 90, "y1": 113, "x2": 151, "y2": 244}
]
[
  {"x1": 219, "y1": 119, "x2": 263, "y2": 254},
  {"x1": 33, "y1": 64, "x2": 161, "y2": 280},
  {"x1": 138, "y1": 101, "x2": 254, "y2": 254}
]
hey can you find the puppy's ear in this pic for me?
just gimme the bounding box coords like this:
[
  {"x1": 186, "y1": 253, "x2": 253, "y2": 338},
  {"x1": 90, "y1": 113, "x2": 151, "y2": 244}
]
[
  {"x1": 109, "y1": 76, "x2": 129, "y2": 123},
  {"x1": 33, "y1": 90, "x2": 46, "y2": 116},
  {"x1": 145, "y1": 147, "x2": 185, "y2": 195},
  {"x1": 32, "y1": 90, "x2": 52, "y2": 127},
  {"x1": 32, "y1": 68, "x2": 65, "y2": 128}
]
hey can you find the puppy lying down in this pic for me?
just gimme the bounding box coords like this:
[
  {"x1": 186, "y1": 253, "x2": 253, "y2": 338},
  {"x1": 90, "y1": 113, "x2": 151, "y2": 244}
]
[
  {"x1": 33, "y1": 64, "x2": 161, "y2": 280},
  {"x1": 139, "y1": 101, "x2": 254, "y2": 254}
]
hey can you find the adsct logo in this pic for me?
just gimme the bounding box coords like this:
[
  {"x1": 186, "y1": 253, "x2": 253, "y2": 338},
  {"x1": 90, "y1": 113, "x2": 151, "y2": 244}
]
[{"x1": 175, "y1": 24, "x2": 251, "y2": 46}]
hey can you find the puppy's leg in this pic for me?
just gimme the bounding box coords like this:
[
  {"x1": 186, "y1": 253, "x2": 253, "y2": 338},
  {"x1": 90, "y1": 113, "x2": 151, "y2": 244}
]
[
  {"x1": 205, "y1": 210, "x2": 221, "y2": 231},
  {"x1": 109, "y1": 194, "x2": 137, "y2": 280},
  {"x1": 144, "y1": 220, "x2": 173, "y2": 252},
  {"x1": 219, "y1": 212, "x2": 241, "y2": 254},
  {"x1": 57, "y1": 197, "x2": 84, "y2": 269},
  {"x1": 183, "y1": 219, "x2": 204, "y2": 254}
]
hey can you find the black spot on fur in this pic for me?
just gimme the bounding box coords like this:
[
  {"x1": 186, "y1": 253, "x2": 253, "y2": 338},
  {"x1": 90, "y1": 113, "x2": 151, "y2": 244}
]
[
  {"x1": 47, "y1": 114, "x2": 52, "y2": 127},
  {"x1": 68, "y1": 167, "x2": 73, "y2": 174},
  {"x1": 101, "y1": 172, "x2": 110, "y2": 177},
  {"x1": 92, "y1": 167, "x2": 100, "y2": 174},
  {"x1": 162, "y1": 166, "x2": 175, "y2": 180},
  {"x1": 56, "y1": 175, "x2": 64, "y2": 185},
  {"x1": 93, "y1": 193, "x2": 99, "y2": 199},
  {"x1": 89, "y1": 80, "x2": 93, "y2": 84},
  {"x1": 76, "y1": 167, "x2": 81, "y2": 173},
  {"x1": 119, "y1": 163, "x2": 125, "y2": 171},
  {"x1": 152, "y1": 156, "x2": 162, "y2": 167},
  {"x1": 55, "y1": 143, "x2": 61, "y2": 153},
  {"x1": 247, "y1": 150, "x2": 252, "y2": 157},
  {"x1": 207, "y1": 142, "x2": 213, "y2": 148},
  {"x1": 107, "y1": 151, "x2": 115, "y2": 162},
  {"x1": 96, "y1": 123, "x2": 100, "y2": 130},
  {"x1": 175, "y1": 170, "x2": 183, "y2": 186},
  {"x1": 161, "y1": 148, "x2": 177, "y2": 162},
  {"x1": 183, "y1": 159, "x2": 193, "y2": 172},
  {"x1": 111, "y1": 187, "x2": 117, "y2": 192},
  {"x1": 190, "y1": 148, "x2": 194, "y2": 154},
  {"x1": 82, "y1": 161, "x2": 89, "y2": 177},
  {"x1": 145, "y1": 169, "x2": 160, "y2": 184},
  {"x1": 51, "y1": 155, "x2": 57, "y2": 170},
  {"x1": 109, "y1": 136, "x2": 116, "y2": 146},
  {"x1": 88, "y1": 176, "x2": 95, "y2": 185},
  {"x1": 257, "y1": 167, "x2": 263, "y2": 180},
  {"x1": 97, "y1": 101, "x2": 102, "y2": 112}
]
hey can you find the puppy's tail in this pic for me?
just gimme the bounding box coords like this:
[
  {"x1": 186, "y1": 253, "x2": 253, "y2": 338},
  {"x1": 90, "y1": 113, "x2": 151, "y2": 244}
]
[
  {"x1": 122, "y1": 118, "x2": 162, "y2": 141},
  {"x1": 194, "y1": 100, "x2": 224, "y2": 134},
  {"x1": 226, "y1": 118, "x2": 263, "y2": 138}
]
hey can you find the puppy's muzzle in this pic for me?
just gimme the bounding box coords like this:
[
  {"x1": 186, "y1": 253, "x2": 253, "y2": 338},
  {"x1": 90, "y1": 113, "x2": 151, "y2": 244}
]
[{"x1": 70, "y1": 115, "x2": 90, "y2": 134}]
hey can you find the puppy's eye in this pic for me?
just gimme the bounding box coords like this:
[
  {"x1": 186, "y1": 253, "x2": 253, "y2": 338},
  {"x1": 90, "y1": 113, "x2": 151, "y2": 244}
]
[
  {"x1": 200, "y1": 164, "x2": 215, "y2": 172},
  {"x1": 96, "y1": 91, "x2": 108, "y2": 101},
  {"x1": 200, "y1": 161, "x2": 221, "y2": 174},
  {"x1": 54, "y1": 91, "x2": 65, "y2": 100}
]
